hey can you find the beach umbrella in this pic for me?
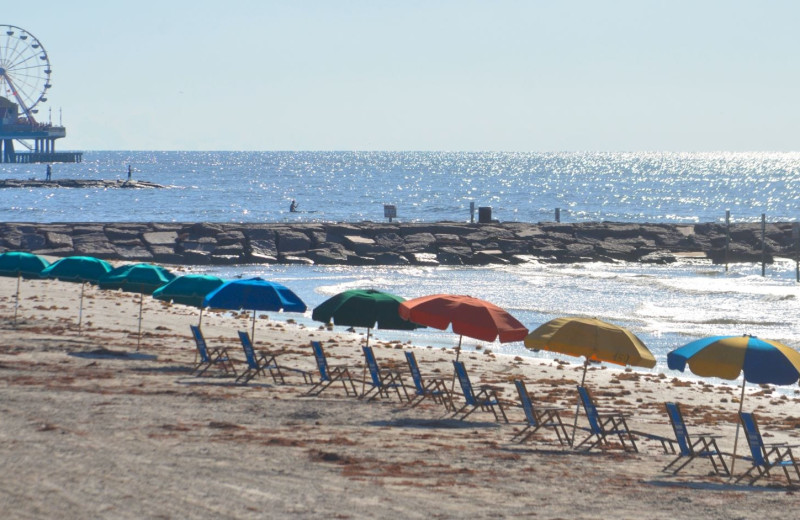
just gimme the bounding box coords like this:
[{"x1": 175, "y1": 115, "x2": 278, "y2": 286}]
[
  {"x1": 0, "y1": 251, "x2": 50, "y2": 324},
  {"x1": 40, "y1": 255, "x2": 113, "y2": 331},
  {"x1": 151, "y1": 274, "x2": 225, "y2": 327},
  {"x1": 98, "y1": 263, "x2": 176, "y2": 349},
  {"x1": 524, "y1": 316, "x2": 657, "y2": 445},
  {"x1": 202, "y1": 277, "x2": 306, "y2": 342},
  {"x1": 398, "y1": 294, "x2": 528, "y2": 390},
  {"x1": 398, "y1": 294, "x2": 528, "y2": 348},
  {"x1": 668, "y1": 334, "x2": 800, "y2": 473},
  {"x1": 312, "y1": 289, "x2": 421, "y2": 347}
]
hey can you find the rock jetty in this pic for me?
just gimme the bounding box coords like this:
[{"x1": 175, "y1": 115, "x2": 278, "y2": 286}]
[
  {"x1": 0, "y1": 179, "x2": 167, "y2": 189},
  {"x1": 1, "y1": 221, "x2": 794, "y2": 267}
]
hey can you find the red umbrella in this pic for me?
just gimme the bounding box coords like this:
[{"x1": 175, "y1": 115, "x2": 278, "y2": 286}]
[
  {"x1": 398, "y1": 293, "x2": 528, "y2": 389},
  {"x1": 398, "y1": 294, "x2": 528, "y2": 345}
]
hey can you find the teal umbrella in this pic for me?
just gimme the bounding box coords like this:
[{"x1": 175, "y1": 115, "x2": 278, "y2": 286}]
[
  {"x1": 152, "y1": 274, "x2": 225, "y2": 327},
  {"x1": 41, "y1": 256, "x2": 114, "y2": 331},
  {"x1": 0, "y1": 251, "x2": 50, "y2": 324},
  {"x1": 99, "y1": 263, "x2": 176, "y2": 348}
]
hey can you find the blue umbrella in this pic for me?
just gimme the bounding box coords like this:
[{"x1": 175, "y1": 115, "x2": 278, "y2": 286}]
[
  {"x1": 99, "y1": 263, "x2": 176, "y2": 349},
  {"x1": 668, "y1": 334, "x2": 800, "y2": 474},
  {"x1": 202, "y1": 277, "x2": 306, "y2": 341},
  {"x1": 0, "y1": 251, "x2": 50, "y2": 324},
  {"x1": 152, "y1": 274, "x2": 225, "y2": 327},
  {"x1": 40, "y1": 256, "x2": 113, "y2": 331}
]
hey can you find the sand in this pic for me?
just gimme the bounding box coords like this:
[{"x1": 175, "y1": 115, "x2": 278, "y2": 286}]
[{"x1": 2, "y1": 273, "x2": 800, "y2": 519}]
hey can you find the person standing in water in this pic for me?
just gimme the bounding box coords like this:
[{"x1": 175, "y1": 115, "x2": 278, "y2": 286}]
[
  {"x1": 46, "y1": 164, "x2": 52, "y2": 181},
  {"x1": 127, "y1": 164, "x2": 133, "y2": 181},
  {"x1": 290, "y1": 200, "x2": 298, "y2": 212}
]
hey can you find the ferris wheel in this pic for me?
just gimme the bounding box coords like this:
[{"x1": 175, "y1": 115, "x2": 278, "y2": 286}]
[{"x1": 0, "y1": 24, "x2": 52, "y2": 122}]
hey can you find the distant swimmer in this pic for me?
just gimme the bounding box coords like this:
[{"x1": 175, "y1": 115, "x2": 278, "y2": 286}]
[{"x1": 290, "y1": 200, "x2": 298, "y2": 212}]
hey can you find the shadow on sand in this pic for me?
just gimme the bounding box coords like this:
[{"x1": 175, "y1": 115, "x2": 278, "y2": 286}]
[
  {"x1": 644, "y1": 478, "x2": 793, "y2": 493},
  {"x1": 368, "y1": 417, "x2": 501, "y2": 429},
  {"x1": 69, "y1": 348, "x2": 157, "y2": 361}
]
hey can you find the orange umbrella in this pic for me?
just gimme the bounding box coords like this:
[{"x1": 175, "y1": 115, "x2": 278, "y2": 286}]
[{"x1": 398, "y1": 293, "x2": 528, "y2": 361}]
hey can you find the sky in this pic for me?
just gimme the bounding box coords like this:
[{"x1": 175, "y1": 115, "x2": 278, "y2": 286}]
[{"x1": 4, "y1": 1, "x2": 800, "y2": 152}]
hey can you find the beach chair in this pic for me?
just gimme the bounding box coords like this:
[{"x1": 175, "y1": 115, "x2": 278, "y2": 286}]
[
  {"x1": 360, "y1": 345, "x2": 410, "y2": 402},
  {"x1": 190, "y1": 325, "x2": 236, "y2": 377},
  {"x1": 735, "y1": 412, "x2": 800, "y2": 487},
  {"x1": 404, "y1": 350, "x2": 454, "y2": 411},
  {"x1": 511, "y1": 379, "x2": 569, "y2": 446},
  {"x1": 305, "y1": 341, "x2": 359, "y2": 397},
  {"x1": 662, "y1": 402, "x2": 729, "y2": 475},
  {"x1": 574, "y1": 386, "x2": 637, "y2": 452},
  {"x1": 235, "y1": 331, "x2": 285, "y2": 385},
  {"x1": 451, "y1": 361, "x2": 508, "y2": 423}
]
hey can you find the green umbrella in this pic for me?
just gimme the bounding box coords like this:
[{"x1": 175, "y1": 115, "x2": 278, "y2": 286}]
[
  {"x1": 312, "y1": 289, "x2": 421, "y2": 347},
  {"x1": 0, "y1": 251, "x2": 50, "y2": 324},
  {"x1": 99, "y1": 263, "x2": 176, "y2": 349},
  {"x1": 40, "y1": 256, "x2": 114, "y2": 331},
  {"x1": 151, "y1": 274, "x2": 225, "y2": 327}
]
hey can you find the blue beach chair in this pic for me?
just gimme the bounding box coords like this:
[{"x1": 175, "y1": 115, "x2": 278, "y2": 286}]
[
  {"x1": 236, "y1": 331, "x2": 284, "y2": 384},
  {"x1": 662, "y1": 402, "x2": 728, "y2": 475},
  {"x1": 404, "y1": 350, "x2": 453, "y2": 411},
  {"x1": 574, "y1": 386, "x2": 637, "y2": 452},
  {"x1": 736, "y1": 412, "x2": 800, "y2": 487},
  {"x1": 451, "y1": 361, "x2": 508, "y2": 423},
  {"x1": 511, "y1": 379, "x2": 569, "y2": 446},
  {"x1": 360, "y1": 345, "x2": 410, "y2": 402},
  {"x1": 190, "y1": 325, "x2": 236, "y2": 377},
  {"x1": 305, "y1": 341, "x2": 359, "y2": 397}
]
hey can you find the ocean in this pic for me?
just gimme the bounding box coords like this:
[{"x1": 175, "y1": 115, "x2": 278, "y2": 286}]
[{"x1": 3, "y1": 151, "x2": 800, "y2": 385}]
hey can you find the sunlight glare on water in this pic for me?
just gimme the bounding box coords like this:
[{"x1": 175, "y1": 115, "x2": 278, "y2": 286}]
[{"x1": 3, "y1": 151, "x2": 800, "y2": 223}]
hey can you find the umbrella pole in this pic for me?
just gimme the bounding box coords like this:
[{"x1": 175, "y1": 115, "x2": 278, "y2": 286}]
[
  {"x1": 78, "y1": 282, "x2": 85, "y2": 334},
  {"x1": 361, "y1": 328, "x2": 371, "y2": 396},
  {"x1": 13, "y1": 274, "x2": 20, "y2": 325},
  {"x1": 198, "y1": 307, "x2": 204, "y2": 328},
  {"x1": 569, "y1": 359, "x2": 590, "y2": 448},
  {"x1": 137, "y1": 291, "x2": 144, "y2": 350},
  {"x1": 251, "y1": 310, "x2": 256, "y2": 343},
  {"x1": 450, "y1": 335, "x2": 463, "y2": 393},
  {"x1": 730, "y1": 377, "x2": 747, "y2": 476}
]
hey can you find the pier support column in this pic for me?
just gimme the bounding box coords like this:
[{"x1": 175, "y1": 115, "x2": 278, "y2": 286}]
[{"x1": 3, "y1": 139, "x2": 15, "y2": 163}]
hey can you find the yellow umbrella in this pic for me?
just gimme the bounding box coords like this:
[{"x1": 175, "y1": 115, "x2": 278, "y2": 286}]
[{"x1": 524, "y1": 317, "x2": 656, "y2": 445}]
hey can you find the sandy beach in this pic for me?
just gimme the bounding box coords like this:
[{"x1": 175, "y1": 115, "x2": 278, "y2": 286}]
[{"x1": 2, "y1": 272, "x2": 800, "y2": 519}]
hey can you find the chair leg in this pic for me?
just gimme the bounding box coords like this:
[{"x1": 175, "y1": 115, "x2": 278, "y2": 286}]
[
  {"x1": 671, "y1": 456, "x2": 696, "y2": 475},
  {"x1": 512, "y1": 425, "x2": 532, "y2": 442},
  {"x1": 498, "y1": 402, "x2": 508, "y2": 423},
  {"x1": 711, "y1": 452, "x2": 729, "y2": 476}
]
